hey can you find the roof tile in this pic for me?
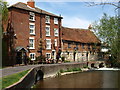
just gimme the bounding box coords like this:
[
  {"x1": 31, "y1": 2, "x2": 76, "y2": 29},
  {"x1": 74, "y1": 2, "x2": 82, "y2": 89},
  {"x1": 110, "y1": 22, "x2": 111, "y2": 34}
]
[
  {"x1": 9, "y1": 2, "x2": 62, "y2": 18},
  {"x1": 62, "y1": 27, "x2": 101, "y2": 43}
]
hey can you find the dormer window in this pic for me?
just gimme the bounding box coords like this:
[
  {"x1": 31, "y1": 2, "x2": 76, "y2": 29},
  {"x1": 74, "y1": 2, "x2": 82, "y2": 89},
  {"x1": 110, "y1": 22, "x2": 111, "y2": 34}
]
[
  {"x1": 54, "y1": 18, "x2": 58, "y2": 24},
  {"x1": 29, "y1": 12, "x2": 35, "y2": 21},
  {"x1": 45, "y1": 15, "x2": 50, "y2": 24}
]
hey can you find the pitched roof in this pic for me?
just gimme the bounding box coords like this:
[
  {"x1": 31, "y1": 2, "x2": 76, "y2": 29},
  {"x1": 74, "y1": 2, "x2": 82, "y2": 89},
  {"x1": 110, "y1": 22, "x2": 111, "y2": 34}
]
[
  {"x1": 62, "y1": 27, "x2": 101, "y2": 44},
  {"x1": 8, "y1": 2, "x2": 62, "y2": 18}
]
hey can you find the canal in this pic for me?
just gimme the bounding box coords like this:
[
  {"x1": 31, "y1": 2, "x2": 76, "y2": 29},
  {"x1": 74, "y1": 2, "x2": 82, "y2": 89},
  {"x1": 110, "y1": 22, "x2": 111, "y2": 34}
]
[{"x1": 35, "y1": 70, "x2": 120, "y2": 88}]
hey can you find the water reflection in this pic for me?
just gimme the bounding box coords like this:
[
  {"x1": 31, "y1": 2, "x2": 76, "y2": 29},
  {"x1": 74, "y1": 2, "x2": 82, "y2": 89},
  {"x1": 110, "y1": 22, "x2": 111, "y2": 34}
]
[{"x1": 35, "y1": 71, "x2": 120, "y2": 88}]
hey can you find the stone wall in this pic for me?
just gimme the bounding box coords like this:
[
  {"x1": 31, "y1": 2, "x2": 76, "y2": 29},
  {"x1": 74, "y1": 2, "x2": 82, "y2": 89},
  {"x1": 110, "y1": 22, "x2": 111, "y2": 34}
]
[
  {"x1": 5, "y1": 63, "x2": 87, "y2": 89},
  {"x1": 61, "y1": 51, "x2": 99, "y2": 62}
]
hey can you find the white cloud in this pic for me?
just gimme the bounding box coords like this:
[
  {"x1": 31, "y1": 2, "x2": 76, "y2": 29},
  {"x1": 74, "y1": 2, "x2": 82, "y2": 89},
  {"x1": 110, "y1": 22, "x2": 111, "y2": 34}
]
[{"x1": 62, "y1": 16, "x2": 91, "y2": 29}]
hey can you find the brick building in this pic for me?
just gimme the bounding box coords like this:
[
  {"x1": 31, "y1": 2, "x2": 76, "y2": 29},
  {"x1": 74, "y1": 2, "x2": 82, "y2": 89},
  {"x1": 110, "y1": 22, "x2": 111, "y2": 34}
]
[
  {"x1": 61, "y1": 27, "x2": 101, "y2": 62},
  {"x1": 3, "y1": 0, "x2": 62, "y2": 65},
  {"x1": 3, "y1": 0, "x2": 101, "y2": 66}
]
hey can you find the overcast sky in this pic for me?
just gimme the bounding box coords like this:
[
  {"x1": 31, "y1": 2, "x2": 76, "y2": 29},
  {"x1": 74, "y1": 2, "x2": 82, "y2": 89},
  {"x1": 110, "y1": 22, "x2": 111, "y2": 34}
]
[{"x1": 6, "y1": 0, "x2": 118, "y2": 29}]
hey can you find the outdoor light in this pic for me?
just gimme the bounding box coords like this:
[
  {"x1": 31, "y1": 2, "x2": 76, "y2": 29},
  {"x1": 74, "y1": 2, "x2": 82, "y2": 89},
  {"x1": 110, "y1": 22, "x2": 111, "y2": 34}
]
[{"x1": 27, "y1": 45, "x2": 29, "y2": 50}]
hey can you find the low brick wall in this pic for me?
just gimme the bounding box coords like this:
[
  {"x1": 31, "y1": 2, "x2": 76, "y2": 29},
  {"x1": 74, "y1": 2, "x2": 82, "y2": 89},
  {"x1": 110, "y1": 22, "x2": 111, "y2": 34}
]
[{"x1": 5, "y1": 63, "x2": 87, "y2": 89}]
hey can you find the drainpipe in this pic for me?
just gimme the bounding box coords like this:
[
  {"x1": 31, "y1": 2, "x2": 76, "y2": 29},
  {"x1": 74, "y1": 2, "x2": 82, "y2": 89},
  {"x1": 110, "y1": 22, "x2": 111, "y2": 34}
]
[{"x1": 40, "y1": 10, "x2": 42, "y2": 56}]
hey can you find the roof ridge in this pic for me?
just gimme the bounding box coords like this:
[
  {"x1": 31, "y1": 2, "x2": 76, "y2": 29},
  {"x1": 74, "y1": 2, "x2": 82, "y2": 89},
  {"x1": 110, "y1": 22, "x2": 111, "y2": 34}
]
[
  {"x1": 8, "y1": 2, "x2": 62, "y2": 18},
  {"x1": 9, "y1": 2, "x2": 26, "y2": 7}
]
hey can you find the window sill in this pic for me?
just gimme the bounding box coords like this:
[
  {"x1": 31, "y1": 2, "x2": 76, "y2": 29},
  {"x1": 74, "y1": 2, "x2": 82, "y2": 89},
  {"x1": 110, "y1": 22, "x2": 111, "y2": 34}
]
[
  {"x1": 46, "y1": 35, "x2": 51, "y2": 37},
  {"x1": 54, "y1": 23, "x2": 58, "y2": 25},
  {"x1": 46, "y1": 22, "x2": 50, "y2": 24},
  {"x1": 29, "y1": 48, "x2": 35, "y2": 50},
  {"x1": 30, "y1": 33, "x2": 36, "y2": 36},
  {"x1": 31, "y1": 59, "x2": 35, "y2": 61},
  {"x1": 46, "y1": 48, "x2": 51, "y2": 50}
]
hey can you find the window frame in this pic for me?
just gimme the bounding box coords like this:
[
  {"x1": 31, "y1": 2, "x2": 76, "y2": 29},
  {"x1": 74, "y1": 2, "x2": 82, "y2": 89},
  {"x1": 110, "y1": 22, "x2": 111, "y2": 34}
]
[
  {"x1": 54, "y1": 28, "x2": 59, "y2": 37},
  {"x1": 76, "y1": 43, "x2": 79, "y2": 50},
  {"x1": 46, "y1": 53, "x2": 51, "y2": 59},
  {"x1": 88, "y1": 44, "x2": 90, "y2": 49},
  {"x1": 54, "y1": 17, "x2": 58, "y2": 24},
  {"x1": 54, "y1": 39, "x2": 57, "y2": 46},
  {"x1": 46, "y1": 25, "x2": 50, "y2": 36},
  {"x1": 82, "y1": 43, "x2": 85, "y2": 49},
  {"x1": 29, "y1": 37, "x2": 35, "y2": 49},
  {"x1": 46, "y1": 39, "x2": 51, "y2": 50},
  {"x1": 45, "y1": 15, "x2": 50, "y2": 24},
  {"x1": 29, "y1": 53, "x2": 36, "y2": 60},
  {"x1": 29, "y1": 23, "x2": 35, "y2": 35},
  {"x1": 68, "y1": 43, "x2": 71, "y2": 48},
  {"x1": 29, "y1": 12, "x2": 35, "y2": 21}
]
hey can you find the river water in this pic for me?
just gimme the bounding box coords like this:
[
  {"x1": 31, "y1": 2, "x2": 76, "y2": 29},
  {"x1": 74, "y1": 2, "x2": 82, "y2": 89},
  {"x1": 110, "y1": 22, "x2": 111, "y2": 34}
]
[{"x1": 35, "y1": 70, "x2": 120, "y2": 88}]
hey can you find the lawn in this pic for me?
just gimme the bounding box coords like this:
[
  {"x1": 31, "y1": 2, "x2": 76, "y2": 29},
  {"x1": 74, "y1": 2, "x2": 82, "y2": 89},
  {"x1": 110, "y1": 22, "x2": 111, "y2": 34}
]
[{"x1": 1, "y1": 69, "x2": 29, "y2": 89}]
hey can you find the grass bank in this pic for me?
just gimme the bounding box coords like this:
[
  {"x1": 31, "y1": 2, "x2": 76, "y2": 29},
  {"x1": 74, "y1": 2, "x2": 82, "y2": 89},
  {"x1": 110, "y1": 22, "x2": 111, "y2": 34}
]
[
  {"x1": 56, "y1": 67, "x2": 82, "y2": 77},
  {"x1": 60, "y1": 67, "x2": 82, "y2": 73},
  {"x1": 1, "y1": 69, "x2": 29, "y2": 89}
]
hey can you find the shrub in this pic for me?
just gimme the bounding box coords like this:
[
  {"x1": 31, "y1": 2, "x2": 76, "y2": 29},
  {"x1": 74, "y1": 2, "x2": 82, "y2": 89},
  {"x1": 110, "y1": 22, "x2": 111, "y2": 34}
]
[
  {"x1": 72, "y1": 68, "x2": 81, "y2": 71},
  {"x1": 83, "y1": 65, "x2": 89, "y2": 68},
  {"x1": 64, "y1": 60, "x2": 70, "y2": 63},
  {"x1": 66, "y1": 68, "x2": 72, "y2": 72},
  {"x1": 61, "y1": 57, "x2": 65, "y2": 62},
  {"x1": 60, "y1": 69, "x2": 64, "y2": 73},
  {"x1": 36, "y1": 55, "x2": 46, "y2": 64}
]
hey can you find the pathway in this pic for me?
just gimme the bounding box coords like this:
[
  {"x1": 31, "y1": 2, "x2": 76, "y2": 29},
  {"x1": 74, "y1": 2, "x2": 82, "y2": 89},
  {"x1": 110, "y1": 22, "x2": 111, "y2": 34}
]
[{"x1": 1, "y1": 62, "x2": 84, "y2": 78}]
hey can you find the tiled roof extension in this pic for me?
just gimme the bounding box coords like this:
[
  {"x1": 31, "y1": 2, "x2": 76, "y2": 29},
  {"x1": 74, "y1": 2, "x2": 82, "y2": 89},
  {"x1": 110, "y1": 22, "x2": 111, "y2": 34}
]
[{"x1": 62, "y1": 27, "x2": 101, "y2": 44}]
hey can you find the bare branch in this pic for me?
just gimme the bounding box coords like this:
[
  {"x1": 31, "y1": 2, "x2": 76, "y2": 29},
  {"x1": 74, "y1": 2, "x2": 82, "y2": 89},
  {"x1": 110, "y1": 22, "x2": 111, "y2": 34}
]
[{"x1": 86, "y1": 2, "x2": 120, "y2": 9}]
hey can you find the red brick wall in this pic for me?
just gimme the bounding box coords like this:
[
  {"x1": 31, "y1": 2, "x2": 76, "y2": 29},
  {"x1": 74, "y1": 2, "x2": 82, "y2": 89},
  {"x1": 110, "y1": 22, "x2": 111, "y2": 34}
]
[
  {"x1": 9, "y1": 8, "x2": 41, "y2": 57},
  {"x1": 9, "y1": 7, "x2": 62, "y2": 59},
  {"x1": 62, "y1": 41, "x2": 100, "y2": 53},
  {"x1": 41, "y1": 15, "x2": 61, "y2": 57}
]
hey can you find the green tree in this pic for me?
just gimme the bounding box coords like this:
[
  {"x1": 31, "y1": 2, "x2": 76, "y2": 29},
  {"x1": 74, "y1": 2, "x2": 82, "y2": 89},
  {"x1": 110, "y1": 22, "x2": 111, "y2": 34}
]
[
  {"x1": 0, "y1": 0, "x2": 8, "y2": 66},
  {"x1": 92, "y1": 13, "x2": 120, "y2": 67},
  {"x1": 0, "y1": 0, "x2": 8, "y2": 23}
]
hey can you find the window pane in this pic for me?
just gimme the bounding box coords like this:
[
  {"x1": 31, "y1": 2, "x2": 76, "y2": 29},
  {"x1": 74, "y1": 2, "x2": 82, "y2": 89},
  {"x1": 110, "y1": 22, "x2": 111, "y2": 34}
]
[
  {"x1": 68, "y1": 43, "x2": 71, "y2": 48},
  {"x1": 45, "y1": 16, "x2": 50, "y2": 23},
  {"x1": 54, "y1": 18, "x2": 58, "y2": 24},
  {"x1": 30, "y1": 53, "x2": 35, "y2": 60},
  {"x1": 46, "y1": 39, "x2": 51, "y2": 49},
  {"x1": 55, "y1": 39, "x2": 57, "y2": 46},
  {"x1": 30, "y1": 25, "x2": 34, "y2": 28},
  {"x1": 46, "y1": 26, "x2": 50, "y2": 36},
  {"x1": 30, "y1": 29, "x2": 33, "y2": 33},
  {"x1": 29, "y1": 39, "x2": 34, "y2": 49},
  {"x1": 54, "y1": 28, "x2": 58, "y2": 36},
  {"x1": 29, "y1": 23, "x2": 35, "y2": 34},
  {"x1": 46, "y1": 54, "x2": 50, "y2": 59}
]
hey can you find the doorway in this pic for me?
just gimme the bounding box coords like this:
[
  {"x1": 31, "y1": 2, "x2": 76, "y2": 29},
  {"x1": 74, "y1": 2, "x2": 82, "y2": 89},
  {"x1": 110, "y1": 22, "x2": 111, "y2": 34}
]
[
  {"x1": 16, "y1": 47, "x2": 28, "y2": 65},
  {"x1": 52, "y1": 50, "x2": 56, "y2": 60}
]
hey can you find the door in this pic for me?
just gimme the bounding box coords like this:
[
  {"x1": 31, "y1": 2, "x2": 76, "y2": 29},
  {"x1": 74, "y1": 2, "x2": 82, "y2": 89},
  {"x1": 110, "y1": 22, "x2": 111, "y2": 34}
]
[{"x1": 52, "y1": 50, "x2": 56, "y2": 60}]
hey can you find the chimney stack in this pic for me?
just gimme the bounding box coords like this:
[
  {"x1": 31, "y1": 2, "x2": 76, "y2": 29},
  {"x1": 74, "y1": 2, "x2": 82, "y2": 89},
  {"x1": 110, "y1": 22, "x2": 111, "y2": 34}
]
[
  {"x1": 88, "y1": 24, "x2": 92, "y2": 30},
  {"x1": 27, "y1": 0, "x2": 35, "y2": 8}
]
